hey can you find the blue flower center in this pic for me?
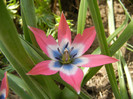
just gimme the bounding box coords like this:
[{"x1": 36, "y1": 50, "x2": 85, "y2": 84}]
[
  {"x1": 56, "y1": 42, "x2": 77, "y2": 64},
  {"x1": 0, "y1": 94, "x2": 5, "y2": 99}
]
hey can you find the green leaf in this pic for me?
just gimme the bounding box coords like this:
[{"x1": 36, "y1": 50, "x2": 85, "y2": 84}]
[
  {"x1": 20, "y1": 0, "x2": 39, "y2": 47},
  {"x1": 107, "y1": 0, "x2": 115, "y2": 34},
  {"x1": 118, "y1": 0, "x2": 132, "y2": 20},
  {"x1": 60, "y1": 88, "x2": 78, "y2": 99},
  {"x1": 115, "y1": 51, "x2": 129, "y2": 99},
  {"x1": 110, "y1": 20, "x2": 133, "y2": 55},
  {"x1": 77, "y1": 0, "x2": 88, "y2": 34},
  {"x1": 21, "y1": 9, "x2": 32, "y2": 43},
  {"x1": 121, "y1": 53, "x2": 133, "y2": 99}
]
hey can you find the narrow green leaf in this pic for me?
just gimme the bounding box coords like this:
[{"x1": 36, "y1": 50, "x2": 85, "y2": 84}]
[
  {"x1": 122, "y1": 56, "x2": 133, "y2": 99},
  {"x1": 20, "y1": 0, "x2": 37, "y2": 27},
  {"x1": 20, "y1": 37, "x2": 50, "y2": 62},
  {"x1": 110, "y1": 21, "x2": 133, "y2": 55},
  {"x1": 77, "y1": 0, "x2": 88, "y2": 34},
  {"x1": 21, "y1": 9, "x2": 32, "y2": 43},
  {"x1": 126, "y1": 43, "x2": 133, "y2": 52},
  {"x1": 118, "y1": 0, "x2": 132, "y2": 20},
  {"x1": 20, "y1": 0, "x2": 39, "y2": 47},
  {"x1": 60, "y1": 88, "x2": 78, "y2": 99},
  {"x1": 107, "y1": 15, "x2": 129, "y2": 43},
  {"x1": 116, "y1": 51, "x2": 129, "y2": 99},
  {"x1": 107, "y1": 0, "x2": 115, "y2": 34},
  {"x1": 58, "y1": 0, "x2": 62, "y2": 12}
]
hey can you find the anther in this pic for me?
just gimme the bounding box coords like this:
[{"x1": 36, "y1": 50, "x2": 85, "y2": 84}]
[
  {"x1": 65, "y1": 42, "x2": 69, "y2": 48},
  {"x1": 72, "y1": 53, "x2": 77, "y2": 58},
  {"x1": 55, "y1": 57, "x2": 61, "y2": 60},
  {"x1": 70, "y1": 47, "x2": 74, "y2": 52},
  {"x1": 57, "y1": 48, "x2": 62, "y2": 54}
]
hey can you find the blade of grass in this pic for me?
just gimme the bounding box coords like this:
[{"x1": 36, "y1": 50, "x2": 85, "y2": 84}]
[
  {"x1": 126, "y1": 43, "x2": 133, "y2": 52},
  {"x1": 77, "y1": 0, "x2": 88, "y2": 34},
  {"x1": 110, "y1": 20, "x2": 133, "y2": 55},
  {"x1": 58, "y1": 0, "x2": 62, "y2": 12},
  {"x1": 116, "y1": 51, "x2": 129, "y2": 99},
  {"x1": 20, "y1": 0, "x2": 39, "y2": 47},
  {"x1": 60, "y1": 88, "x2": 78, "y2": 99},
  {"x1": 87, "y1": 0, "x2": 120, "y2": 98},
  {"x1": 127, "y1": 43, "x2": 133, "y2": 48},
  {"x1": 107, "y1": 0, "x2": 115, "y2": 34},
  {"x1": 107, "y1": 14, "x2": 129, "y2": 43},
  {"x1": 121, "y1": 55, "x2": 133, "y2": 99},
  {"x1": 126, "y1": 46, "x2": 133, "y2": 52},
  {"x1": 21, "y1": 9, "x2": 32, "y2": 43},
  {"x1": 118, "y1": 0, "x2": 132, "y2": 20}
]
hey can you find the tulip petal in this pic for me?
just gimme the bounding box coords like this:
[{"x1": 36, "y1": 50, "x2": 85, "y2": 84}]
[
  {"x1": 27, "y1": 60, "x2": 62, "y2": 75},
  {"x1": 59, "y1": 65, "x2": 83, "y2": 94},
  {"x1": 28, "y1": 26, "x2": 61, "y2": 60},
  {"x1": 0, "y1": 72, "x2": 8, "y2": 99},
  {"x1": 71, "y1": 27, "x2": 96, "y2": 57},
  {"x1": 73, "y1": 55, "x2": 118, "y2": 67},
  {"x1": 58, "y1": 13, "x2": 71, "y2": 46}
]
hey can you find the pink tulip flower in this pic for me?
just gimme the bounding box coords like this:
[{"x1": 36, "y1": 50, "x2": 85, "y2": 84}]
[
  {"x1": 0, "y1": 72, "x2": 9, "y2": 99},
  {"x1": 27, "y1": 13, "x2": 118, "y2": 94}
]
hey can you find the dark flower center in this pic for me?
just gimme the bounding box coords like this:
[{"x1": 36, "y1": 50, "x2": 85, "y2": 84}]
[
  {"x1": 61, "y1": 48, "x2": 72, "y2": 64},
  {"x1": 56, "y1": 42, "x2": 77, "y2": 64}
]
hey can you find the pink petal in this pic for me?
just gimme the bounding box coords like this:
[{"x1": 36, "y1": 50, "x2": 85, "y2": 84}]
[
  {"x1": 58, "y1": 13, "x2": 71, "y2": 46},
  {"x1": 60, "y1": 66, "x2": 83, "y2": 94},
  {"x1": 0, "y1": 72, "x2": 9, "y2": 99},
  {"x1": 27, "y1": 60, "x2": 61, "y2": 75},
  {"x1": 73, "y1": 55, "x2": 118, "y2": 67},
  {"x1": 71, "y1": 27, "x2": 96, "y2": 57},
  {"x1": 28, "y1": 26, "x2": 60, "y2": 60}
]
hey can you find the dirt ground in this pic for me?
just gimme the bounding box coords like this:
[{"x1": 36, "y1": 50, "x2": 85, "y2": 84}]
[{"x1": 7, "y1": 0, "x2": 133, "y2": 99}]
